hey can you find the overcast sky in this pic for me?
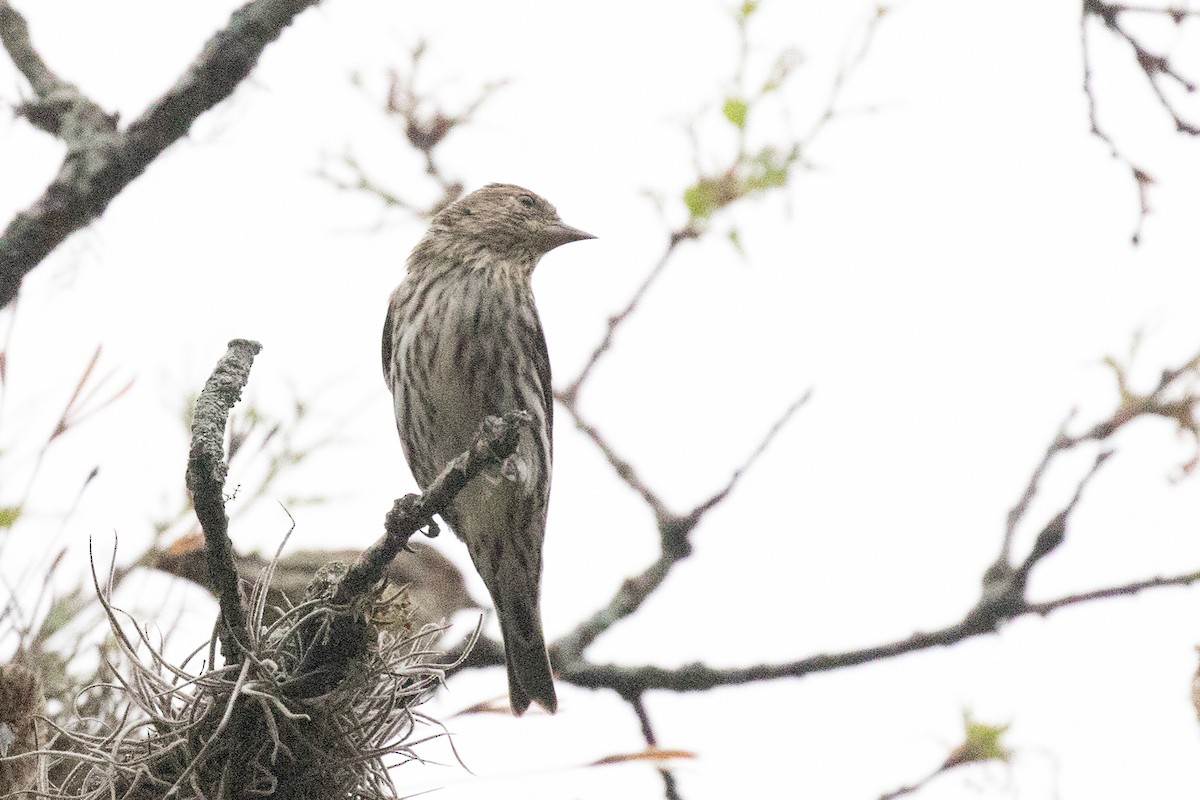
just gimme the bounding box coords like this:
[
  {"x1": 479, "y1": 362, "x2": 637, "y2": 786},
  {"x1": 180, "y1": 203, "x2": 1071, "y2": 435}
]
[{"x1": 2, "y1": 1, "x2": 1200, "y2": 798}]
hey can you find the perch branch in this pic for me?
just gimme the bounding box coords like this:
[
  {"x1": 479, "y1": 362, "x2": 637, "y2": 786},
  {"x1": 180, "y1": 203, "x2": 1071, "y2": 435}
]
[
  {"x1": 334, "y1": 410, "x2": 532, "y2": 604},
  {"x1": 185, "y1": 338, "x2": 262, "y2": 662}
]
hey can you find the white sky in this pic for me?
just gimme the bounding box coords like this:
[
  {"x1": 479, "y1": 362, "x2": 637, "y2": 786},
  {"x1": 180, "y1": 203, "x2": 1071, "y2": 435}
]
[{"x1": 2, "y1": 0, "x2": 1200, "y2": 798}]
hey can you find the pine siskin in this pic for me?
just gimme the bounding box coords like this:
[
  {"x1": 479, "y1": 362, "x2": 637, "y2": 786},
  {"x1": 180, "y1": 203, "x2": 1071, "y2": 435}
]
[{"x1": 382, "y1": 183, "x2": 593, "y2": 715}]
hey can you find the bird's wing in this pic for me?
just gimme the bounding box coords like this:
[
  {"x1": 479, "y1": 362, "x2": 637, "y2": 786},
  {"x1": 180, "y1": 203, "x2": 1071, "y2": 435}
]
[
  {"x1": 528, "y1": 305, "x2": 553, "y2": 457},
  {"x1": 381, "y1": 289, "x2": 399, "y2": 388}
]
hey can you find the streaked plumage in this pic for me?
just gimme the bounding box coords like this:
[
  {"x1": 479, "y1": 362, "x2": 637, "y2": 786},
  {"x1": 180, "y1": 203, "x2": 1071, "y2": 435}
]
[{"x1": 382, "y1": 183, "x2": 593, "y2": 715}]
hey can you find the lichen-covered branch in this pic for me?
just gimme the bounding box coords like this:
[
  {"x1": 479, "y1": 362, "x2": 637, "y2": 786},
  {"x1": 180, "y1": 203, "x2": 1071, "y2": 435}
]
[
  {"x1": 0, "y1": 0, "x2": 322, "y2": 307},
  {"x1": 184, "y1": 338, "x2": 262, "y2": 662},
  {"x1": 334, "y1": 410, "x2": 531, "y2": 605}
]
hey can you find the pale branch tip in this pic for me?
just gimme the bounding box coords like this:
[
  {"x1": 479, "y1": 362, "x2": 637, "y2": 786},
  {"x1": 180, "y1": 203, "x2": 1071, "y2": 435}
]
[
  {"x1": 335, "y1": 410, "x2": 532, "y2": 605},
  {"x1": 0, "y1": 0, "x2": 322, "y2": 308},
  {"x1": 185, "y1": 338, "x2": 262, "y2": 662}
]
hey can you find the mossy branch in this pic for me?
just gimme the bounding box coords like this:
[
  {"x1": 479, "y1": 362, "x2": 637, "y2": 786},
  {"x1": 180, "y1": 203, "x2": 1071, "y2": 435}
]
[{"x1": 185, "y1": 338, "x2": 262, "y2": 663}]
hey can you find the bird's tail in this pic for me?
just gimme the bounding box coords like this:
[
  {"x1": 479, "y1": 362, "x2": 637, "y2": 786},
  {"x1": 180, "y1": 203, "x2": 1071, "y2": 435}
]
[
  {"x1": 447, "y1": 487, "x2": 557, "y2": 715},
  {"x1": 494, "y1": 579, "x2": 557, "y2": 716}
]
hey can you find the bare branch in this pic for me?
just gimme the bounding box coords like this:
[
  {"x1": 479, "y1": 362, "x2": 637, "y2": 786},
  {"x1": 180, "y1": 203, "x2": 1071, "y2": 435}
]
[
  {"x1": 879, "y1": 767, "x2": 941, "y2": 800},
  {"x1": 184, "y1": 338, "x2": 263, "y2": 662},
  {"x1": 557, "y1": 400, "x2": 671, "y2": 519},
  {"x1": 558, "y1": 567, "x2": 1200, "y2": 695},
  {"x1": 688, "y1": 388, "x2": 812, "y2": 517},
  {"x1": 1102, "y1": 3, "x2": 1200, "y2": 15},
  {"x1": 629, "y1": 694, "x2": 682, "y2": 800},
  {"x1": 1079, "y1": 0, "x2": 1200, "y2": 244},
  {"x1": 552, "y1": 391, "x2": 810, "y2": 663},
  {"x1": 999, "y1": 349, "x2": 1200, "y2": 576},
  {"x1": 554, "y1": 342, "x2": 1200, "y2": 697},
  {"x1": 0, "y1": 0, "x2": 323, "y2": 307},
  {"x1": 556, "y1": 8, "x2": 886, "y2": 405},
  {"x1": 1026, "y1": 570, "x2": 1200, "y2": 615},
  {"x1": 551, "y1": 550, "x2": 677, "y2": 666},
  {"x1": 557, "y1": 229, "x2": 695, "y2": 406},
  {"x1": 1000, "y1": 411, "x2": 1075, "y2": 564},
  {"x1": 879, "y1": 712, "x2": 1012, "y2": 799},
  {"x1": 797, "y1": 3, "x2": 889, "y2": 156},
  {"x1": 978, "y1": 450, "x2": 1112, "y2": 624}
]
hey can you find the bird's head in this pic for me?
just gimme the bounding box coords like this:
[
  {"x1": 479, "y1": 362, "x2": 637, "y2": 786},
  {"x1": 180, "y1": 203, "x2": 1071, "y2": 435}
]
[{"x1": 422, "y1": 183, "x2": 594, "y2": 267}]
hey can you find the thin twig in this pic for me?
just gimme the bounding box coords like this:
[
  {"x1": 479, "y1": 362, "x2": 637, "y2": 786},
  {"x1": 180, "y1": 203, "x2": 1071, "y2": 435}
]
[
  {"x1": 557, "y1": 230, "x2": 695, "y2": 406},
  {"x1": 552, "y1": 391, "x2": 810, "y2": 662},
  {"x1": 558, "y1": 400, "x2": 671, "y2": 519},
  {"x1": 878, "y1": 765, "x2": 942, "y2": 800},
  {"x1": 1000, "y1": 411, "x2": 1075, "y2": 563},
  {"x1": 1079, "y1": 0, "x2": 1199, "y2": 244},
  {"x1": 1026, "y1": 570, "x2": 1200, "y2": 615},
  {"x1": 629, "y1": 694, "x2": 682, "y2": 800},
  {"x1": 687, "y1": 388, "x2": 812, "y2": 518}
]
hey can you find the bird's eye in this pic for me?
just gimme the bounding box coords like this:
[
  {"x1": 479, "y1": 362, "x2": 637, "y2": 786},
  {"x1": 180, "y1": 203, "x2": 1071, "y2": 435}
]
[
  {"x1": 461, "y1": 207, "x2": 473, "y2": 216},
  {"x1": 519, "y1": 195, "x2": 535, "y2": 208}
]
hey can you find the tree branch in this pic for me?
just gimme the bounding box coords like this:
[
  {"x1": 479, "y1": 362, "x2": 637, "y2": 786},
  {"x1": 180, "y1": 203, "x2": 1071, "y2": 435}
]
[
  {"x1": 552, "y1": 391, "x2": 810, "y2": 663},
  {"x1": 1079, "y1": 0, "x2": 1199, "y2": 244},
  {"x1": 334, "y1": 410, "x2": 531, "y2": 605},
  {"x1": 0, "y1": 0, "x2": 322, "y2": 307},
  {"x1": 629, "y1": 693, "x2": 682, "y2": 800},
  {"x1": 557, "y1": 229, "x2": 696, "y2": 406},
  {"x1": 559, "y1": 566, "x2": 1200, "y2": 695},
  {"x1": 0, "y1": 1, "x2": 69, "y2": 99},
  {"x1": 551, "y1": 348, "x2": 1200, "y2": 698},
  {"x1": 184, "y1": 338, "x2": 262, "y2": 663}
]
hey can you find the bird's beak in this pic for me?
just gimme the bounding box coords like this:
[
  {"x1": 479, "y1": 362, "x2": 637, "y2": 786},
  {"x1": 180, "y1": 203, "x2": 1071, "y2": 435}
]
[{"x1": 539, "y1": 221, "x2": 596, "y2": 252}]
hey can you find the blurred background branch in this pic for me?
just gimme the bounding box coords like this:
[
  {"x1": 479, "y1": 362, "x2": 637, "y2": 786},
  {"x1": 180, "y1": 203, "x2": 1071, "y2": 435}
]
[
  {"x1": 1080, "y1": 0, "x2": 1200, "y2": 243},
  {"x1": 1, "y1": 1, "x2": 1199, "y2": 798}
]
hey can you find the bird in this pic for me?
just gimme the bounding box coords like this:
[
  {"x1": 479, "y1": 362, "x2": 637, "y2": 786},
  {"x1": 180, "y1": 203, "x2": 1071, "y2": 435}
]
[{"x1": 382, "y1": 183, "x2": 594, "y2": 715}]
